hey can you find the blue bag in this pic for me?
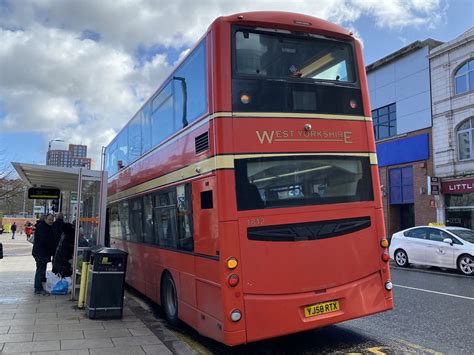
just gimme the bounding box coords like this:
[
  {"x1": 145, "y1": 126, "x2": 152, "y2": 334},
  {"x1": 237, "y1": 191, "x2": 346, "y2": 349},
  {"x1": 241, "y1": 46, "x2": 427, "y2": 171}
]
[{"x1": 51, "y1": 279, "x2": 68, "y2": 295}]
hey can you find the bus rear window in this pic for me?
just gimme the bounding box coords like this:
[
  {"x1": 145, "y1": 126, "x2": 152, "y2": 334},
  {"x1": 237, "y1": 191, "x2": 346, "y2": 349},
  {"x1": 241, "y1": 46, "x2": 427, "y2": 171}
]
[
  {"x1": 234, "y1": 30, "x2": 356, "y2": 82},
  {"x1": 235, "y1": 156, "x2": 373, "y2": 211},
  {"x1": 232, "y1": 27, "x2": 363, "y2": 115}
]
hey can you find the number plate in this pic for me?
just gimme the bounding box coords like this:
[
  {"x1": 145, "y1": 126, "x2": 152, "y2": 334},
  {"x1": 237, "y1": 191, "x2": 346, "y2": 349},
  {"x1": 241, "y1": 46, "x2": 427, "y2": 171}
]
[{"x1": 304, "y1": 300, "x2": 340, "y2": 318}]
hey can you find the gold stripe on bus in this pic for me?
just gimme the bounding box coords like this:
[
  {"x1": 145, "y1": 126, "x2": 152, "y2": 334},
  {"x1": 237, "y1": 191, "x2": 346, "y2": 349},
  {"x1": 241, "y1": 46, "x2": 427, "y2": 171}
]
[
  {"x1": 109, "y1": 153, "x2": 377, "y2": 203},
  {"x1": 229, "y1": 112, "x2": 372, "y2": 121},
  {"x1": 234, "y1": 152, "x2": 378, "y2": 162}
]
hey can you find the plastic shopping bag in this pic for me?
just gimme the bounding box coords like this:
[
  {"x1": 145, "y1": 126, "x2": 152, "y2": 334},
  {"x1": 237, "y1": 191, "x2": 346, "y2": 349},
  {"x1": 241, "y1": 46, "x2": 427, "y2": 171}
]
[
  {"x1": 44, "y1": 271, "x2": 61, "y2": 293},
  {"x1": 51, "y1": 279, "x2": 69, "y2": 295},
  {"x1": 63, "y1": 277, "x2": 72, "y2": 293}
]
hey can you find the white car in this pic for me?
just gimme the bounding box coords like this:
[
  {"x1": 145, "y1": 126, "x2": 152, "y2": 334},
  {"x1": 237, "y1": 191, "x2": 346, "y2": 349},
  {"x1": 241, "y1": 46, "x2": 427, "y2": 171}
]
[{"x1": 389, "y1": 226, "x2": 474, "y2": 276}]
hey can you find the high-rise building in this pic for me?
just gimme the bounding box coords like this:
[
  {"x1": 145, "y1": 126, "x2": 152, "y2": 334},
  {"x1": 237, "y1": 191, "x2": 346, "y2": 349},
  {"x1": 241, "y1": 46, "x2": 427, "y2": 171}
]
[{"x1": 46, "y1": 144, "x2": 92, "y2": 169}]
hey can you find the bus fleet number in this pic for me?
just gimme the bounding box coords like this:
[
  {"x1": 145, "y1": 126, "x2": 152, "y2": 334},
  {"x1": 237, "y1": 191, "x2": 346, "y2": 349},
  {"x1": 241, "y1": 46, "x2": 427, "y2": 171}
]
[{"x1": 248, "y1": 218, "x2": 265, "y2": 227}]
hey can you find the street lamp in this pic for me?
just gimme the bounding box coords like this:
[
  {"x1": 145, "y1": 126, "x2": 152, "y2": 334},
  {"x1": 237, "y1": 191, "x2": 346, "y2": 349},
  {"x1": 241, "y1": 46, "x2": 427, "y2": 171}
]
[{"x1": 47, "y1": 139, "x2": 64, "y2": 165}]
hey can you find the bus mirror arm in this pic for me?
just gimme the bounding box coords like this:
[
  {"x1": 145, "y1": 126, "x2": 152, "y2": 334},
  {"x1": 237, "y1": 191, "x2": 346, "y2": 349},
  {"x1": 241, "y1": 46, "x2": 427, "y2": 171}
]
[{"x1": 173, "y1": 76, "x2": 188, "y2": 127}]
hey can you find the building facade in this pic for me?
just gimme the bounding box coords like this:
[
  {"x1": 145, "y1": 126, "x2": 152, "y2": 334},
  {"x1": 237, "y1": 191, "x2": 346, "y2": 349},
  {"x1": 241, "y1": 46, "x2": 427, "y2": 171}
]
[
  {"x1": 47, "y1": 144, "x2": 92, "y2": 169},
  {"x1": 430, "y1": 28, "x2": 474, "y2": 228},
  {"x1": 366, "y1": 39, "x2": 442, "y2": 237}
]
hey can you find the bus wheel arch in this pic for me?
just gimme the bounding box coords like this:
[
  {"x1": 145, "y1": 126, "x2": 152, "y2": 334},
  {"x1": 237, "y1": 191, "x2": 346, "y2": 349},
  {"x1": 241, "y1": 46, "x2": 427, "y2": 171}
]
[
  {"x1": 394, "y1": 249, "x2": 409, "y2": 267},
  {"x1": 161, "y1": 270, "x2": 179, "y2": 325},
  {"x1": 457, "y1": 254, "x2": 474, "y2": 276}
]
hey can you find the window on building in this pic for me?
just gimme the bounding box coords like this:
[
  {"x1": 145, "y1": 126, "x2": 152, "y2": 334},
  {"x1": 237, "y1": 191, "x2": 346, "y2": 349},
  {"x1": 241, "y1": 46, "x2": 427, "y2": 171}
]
[
  {"x1": 455, "y1": 60, "x2": 474, "y2": 95},
  {"x1": 457, "y1": 117, "x2": 474, "y2": 160},
  {"x1": 389, "y1": 166, "x2": 413, "y2": 204},
  {"x1": 372, "y1": 103, "x2": 396, "y2": 140}
]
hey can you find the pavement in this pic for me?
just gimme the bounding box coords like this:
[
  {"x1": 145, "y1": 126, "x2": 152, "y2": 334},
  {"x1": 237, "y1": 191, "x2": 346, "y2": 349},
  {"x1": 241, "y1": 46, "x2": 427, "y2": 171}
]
[{"x1": 0, "y1": 232, "x2": 195, "y2": 355}]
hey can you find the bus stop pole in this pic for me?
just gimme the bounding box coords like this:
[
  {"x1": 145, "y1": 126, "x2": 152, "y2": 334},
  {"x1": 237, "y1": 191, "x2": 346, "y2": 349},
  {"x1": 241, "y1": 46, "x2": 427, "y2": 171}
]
[
  {"x1": 98, "y1": 170, "x2": 107, "y2": 245},
  {"x1": 71, "y1": 168, "x2": 83, "y2": 301}
]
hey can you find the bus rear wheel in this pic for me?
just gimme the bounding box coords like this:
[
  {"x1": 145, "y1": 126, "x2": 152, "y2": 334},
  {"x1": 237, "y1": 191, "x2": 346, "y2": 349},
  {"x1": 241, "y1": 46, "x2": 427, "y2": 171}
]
[{"x1": 161, "y1": 272, "x2": 179, "y2": 325}]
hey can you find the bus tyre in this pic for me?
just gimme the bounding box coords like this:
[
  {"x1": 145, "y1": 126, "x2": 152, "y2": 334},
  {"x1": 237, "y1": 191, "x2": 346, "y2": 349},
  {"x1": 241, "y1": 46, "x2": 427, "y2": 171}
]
[
  {"x1": 161, "y1": 272, "x2": 179, "y2": 325},
  {"x1": 457, "y1": 254, "x2": 474, "y2": 276},
  {"x1": 394, "y1": 249, "x2": 409, "y2": 267}
]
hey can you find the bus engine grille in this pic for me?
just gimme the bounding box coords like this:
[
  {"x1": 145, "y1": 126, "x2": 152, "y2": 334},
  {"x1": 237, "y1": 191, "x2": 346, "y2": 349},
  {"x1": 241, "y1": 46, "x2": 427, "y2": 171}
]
[{"x1": 247, "y1": 217, "x2": 371, "y2": 242}]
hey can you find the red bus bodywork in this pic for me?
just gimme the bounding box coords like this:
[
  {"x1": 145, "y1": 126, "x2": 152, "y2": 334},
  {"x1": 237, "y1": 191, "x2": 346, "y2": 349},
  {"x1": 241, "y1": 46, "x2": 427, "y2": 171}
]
[{"x1": 108, "y1": 12, "x2": 393, "y2": 345}]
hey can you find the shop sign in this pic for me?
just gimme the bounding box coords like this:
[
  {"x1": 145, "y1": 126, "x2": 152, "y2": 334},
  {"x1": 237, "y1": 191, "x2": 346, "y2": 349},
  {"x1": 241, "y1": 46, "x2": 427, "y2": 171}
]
[
  {"x1": 442, "y1": 178, "x2": 474, "y2": 194},
  {"x1": 427, "y1": 176, "x2": 440, "y2": 195}
]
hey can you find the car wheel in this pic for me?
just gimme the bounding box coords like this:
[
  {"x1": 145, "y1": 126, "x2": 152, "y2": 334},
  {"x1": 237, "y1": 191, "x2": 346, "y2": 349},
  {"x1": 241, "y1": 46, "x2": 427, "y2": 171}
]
[
  {"x1": 161, "y1": 272, "x2": 179, "y2": 325},
  {"x1": 394, "y1": 249, "x2": 409, "y2": 267},
  {"x1": 457, "y1": 255, "x2": 474, "y2": 276}
]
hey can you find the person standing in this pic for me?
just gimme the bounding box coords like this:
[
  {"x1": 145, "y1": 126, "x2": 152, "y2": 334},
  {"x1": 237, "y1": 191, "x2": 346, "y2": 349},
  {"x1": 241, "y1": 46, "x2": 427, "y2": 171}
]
[
  {"x1": 52, "y1": 213, "x2": 65, "y2": 257},
  {"x1": 32, "y1": 214, "x2": 55, "y2": 295},
  {"x1": 11, "y1": 222, "x2": 17, "y2": 239},
  {"x1": 25, "y1": 222, "x2": 33, "y2": 241}
]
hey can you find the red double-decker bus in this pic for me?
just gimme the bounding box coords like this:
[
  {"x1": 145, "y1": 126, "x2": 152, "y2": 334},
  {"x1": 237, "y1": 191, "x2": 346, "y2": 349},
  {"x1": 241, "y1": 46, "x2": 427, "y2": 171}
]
[{"x1": 105, "y1": 11, "x2": 393, "y2": 345}]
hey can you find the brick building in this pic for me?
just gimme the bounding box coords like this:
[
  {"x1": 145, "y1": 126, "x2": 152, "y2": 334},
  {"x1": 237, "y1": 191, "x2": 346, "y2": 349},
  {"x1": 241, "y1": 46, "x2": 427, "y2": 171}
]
[
  {"x1": 366, "y1": 39, "x2": 442, "y2": 237},
  {"x1": 430, "y1": 28, "x2": 474, "y2": 228},
  {"x1": 47, "y1": 144, "x2": 92, "y2": 169}
]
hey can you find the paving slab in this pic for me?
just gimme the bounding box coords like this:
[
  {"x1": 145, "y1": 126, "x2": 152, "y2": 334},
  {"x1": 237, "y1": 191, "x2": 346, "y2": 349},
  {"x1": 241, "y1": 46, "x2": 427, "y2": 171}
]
[
  {"x1": 0, "y1": 333, "x2": 33, "y2": 343},
  {"x1": 83, "y1": 328, "x2": 132, "y2": 339},
  {"x1": 33, "y1": 330, "x2": 85, "y2": 341},
  {"x1": 142, "y1": 344, "x2": 174, "y2": 355},
  {"x1": 112, "y1": 335, "x2": 163, "y2": 347},
  {"x1": 89, "y1": 345, "x2": 146, "y2": 355},
  {"x1": 2, "y1": 340, "x2": 61, "y2": 353},
  {"x1": 31, "y1": 350, "x2": 89, "y2": 355},
  {"x1": 8, "y1": 325, "x2": 59, "y2": 334},
  {"x1": 60, "y1": 337, "x2": 114, "y2": 350}
]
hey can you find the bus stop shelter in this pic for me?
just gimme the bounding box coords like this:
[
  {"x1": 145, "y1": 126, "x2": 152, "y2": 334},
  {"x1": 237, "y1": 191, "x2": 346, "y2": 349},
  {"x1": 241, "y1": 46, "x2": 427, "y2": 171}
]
[{"x1": 11, "y1": 162, "x2": 107, "y2": 299}]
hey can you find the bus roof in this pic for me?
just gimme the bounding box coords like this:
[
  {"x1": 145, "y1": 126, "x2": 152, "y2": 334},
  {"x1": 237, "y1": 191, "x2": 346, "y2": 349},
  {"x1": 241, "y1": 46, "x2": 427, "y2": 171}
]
[{"x1": 214, "y1": 11, "x2": 353, "y2": 38}]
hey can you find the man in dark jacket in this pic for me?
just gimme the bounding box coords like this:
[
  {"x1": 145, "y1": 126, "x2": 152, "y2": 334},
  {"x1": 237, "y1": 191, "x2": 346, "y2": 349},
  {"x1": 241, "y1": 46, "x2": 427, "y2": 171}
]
[
  {"x1": 32, "y1": 214, "x2": 55, "y2": 295},
  {"x1": 11, "y1": 222, "x2": 17, "y2": 239},
  {"x1": 52, "y1": 212, "x2": 65, "y2": 257}
]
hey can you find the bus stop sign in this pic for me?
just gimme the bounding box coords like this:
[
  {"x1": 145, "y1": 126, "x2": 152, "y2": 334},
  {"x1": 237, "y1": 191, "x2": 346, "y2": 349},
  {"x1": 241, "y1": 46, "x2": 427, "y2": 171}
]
[{"x1": 28, "y1": 187, "x2": 61, "y2": 199}]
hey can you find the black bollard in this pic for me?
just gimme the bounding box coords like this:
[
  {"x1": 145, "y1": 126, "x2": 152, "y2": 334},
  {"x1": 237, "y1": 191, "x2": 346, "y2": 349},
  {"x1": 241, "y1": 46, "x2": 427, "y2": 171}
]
[{"x1": 0, "y1": 242, "x2": 3, "y2": 259}]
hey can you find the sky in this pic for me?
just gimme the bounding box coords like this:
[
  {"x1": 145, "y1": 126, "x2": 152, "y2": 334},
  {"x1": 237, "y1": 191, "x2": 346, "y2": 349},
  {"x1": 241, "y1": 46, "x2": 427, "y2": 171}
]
[{"x1": 0, "y1": 0, "x2": 473, "y2": 171}]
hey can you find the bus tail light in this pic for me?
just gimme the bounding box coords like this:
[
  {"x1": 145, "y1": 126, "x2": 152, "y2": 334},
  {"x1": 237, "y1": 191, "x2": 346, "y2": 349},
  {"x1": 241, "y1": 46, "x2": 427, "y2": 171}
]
[
  {"x1": 381, "y1": 251, "x2": 390, "y2": 262},
  {"x1": 380, "y1": 239, "x2": 389, "y2": 248},
  {"x1": 228, "y1": 274, "x2": 239, "y2": 287},
  {"x1": 385, "y1": 281, "x2": 393, "y2": 291},
  {"x1": 227, "y1": 257, "x2": 238, "y2": 269},
  {"x1": 230, "y1": 309, "x2": 242, "y2": 322}
]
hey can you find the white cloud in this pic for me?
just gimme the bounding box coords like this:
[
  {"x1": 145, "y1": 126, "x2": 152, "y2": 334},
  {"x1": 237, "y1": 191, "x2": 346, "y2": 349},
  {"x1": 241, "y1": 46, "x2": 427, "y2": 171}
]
[
  {"x1": 0, "y1": 0, "x2": 446, "y2": 164},
  {"x1": 352, "y1": 0, "x2": 443, "y2": 29}
]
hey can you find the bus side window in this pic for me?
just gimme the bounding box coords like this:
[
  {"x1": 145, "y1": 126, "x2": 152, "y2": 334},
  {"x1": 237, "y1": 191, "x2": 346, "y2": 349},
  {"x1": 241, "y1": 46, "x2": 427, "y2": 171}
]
[
  {"x1": 153, "y1": 191, "x2": 178, "y2": 249},
  {"x1": 177, "y1": 184, "x2": 193, "y2": 251}
]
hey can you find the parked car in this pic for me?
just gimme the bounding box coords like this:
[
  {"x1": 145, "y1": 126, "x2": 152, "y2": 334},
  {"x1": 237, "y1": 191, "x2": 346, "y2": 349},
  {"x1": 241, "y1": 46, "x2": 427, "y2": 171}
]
[{"x1": 389, "y1": 226, "x2": 474, "y2": 276}]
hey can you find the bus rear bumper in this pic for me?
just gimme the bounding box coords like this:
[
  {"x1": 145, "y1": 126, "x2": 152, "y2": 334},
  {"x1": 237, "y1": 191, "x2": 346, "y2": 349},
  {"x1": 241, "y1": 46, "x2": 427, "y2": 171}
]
[{"x1": 243, "y1": 271, "x2": 393, "y2": 342}]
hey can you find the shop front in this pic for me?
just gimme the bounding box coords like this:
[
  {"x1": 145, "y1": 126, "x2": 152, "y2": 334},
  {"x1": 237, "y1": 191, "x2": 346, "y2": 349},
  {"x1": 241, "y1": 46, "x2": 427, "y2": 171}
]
[{"x1": 442, "y1": 178, "x2": 474, "y2": 229}]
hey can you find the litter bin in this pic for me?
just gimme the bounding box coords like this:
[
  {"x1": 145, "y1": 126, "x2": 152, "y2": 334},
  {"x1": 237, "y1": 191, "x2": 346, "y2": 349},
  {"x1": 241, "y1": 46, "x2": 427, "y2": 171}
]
[{"x1": 85, "y1": 247, "x2": 128, "y2": 319}]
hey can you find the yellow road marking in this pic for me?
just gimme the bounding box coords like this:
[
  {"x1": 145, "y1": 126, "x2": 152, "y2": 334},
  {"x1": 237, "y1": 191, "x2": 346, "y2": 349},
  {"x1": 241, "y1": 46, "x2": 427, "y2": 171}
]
[
  {"x1": 396, "y1": 338, "x2": 443, "y2": 354},
  {"x1": 366, "y1": 346, "x2": 387, "y2": 354}
]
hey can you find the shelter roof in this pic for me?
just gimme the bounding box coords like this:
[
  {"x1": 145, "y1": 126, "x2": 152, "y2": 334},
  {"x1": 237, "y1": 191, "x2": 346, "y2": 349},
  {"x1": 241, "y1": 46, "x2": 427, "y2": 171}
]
[{"x1": 11, "y1": 162, "x2": 103, "y2": 192}]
